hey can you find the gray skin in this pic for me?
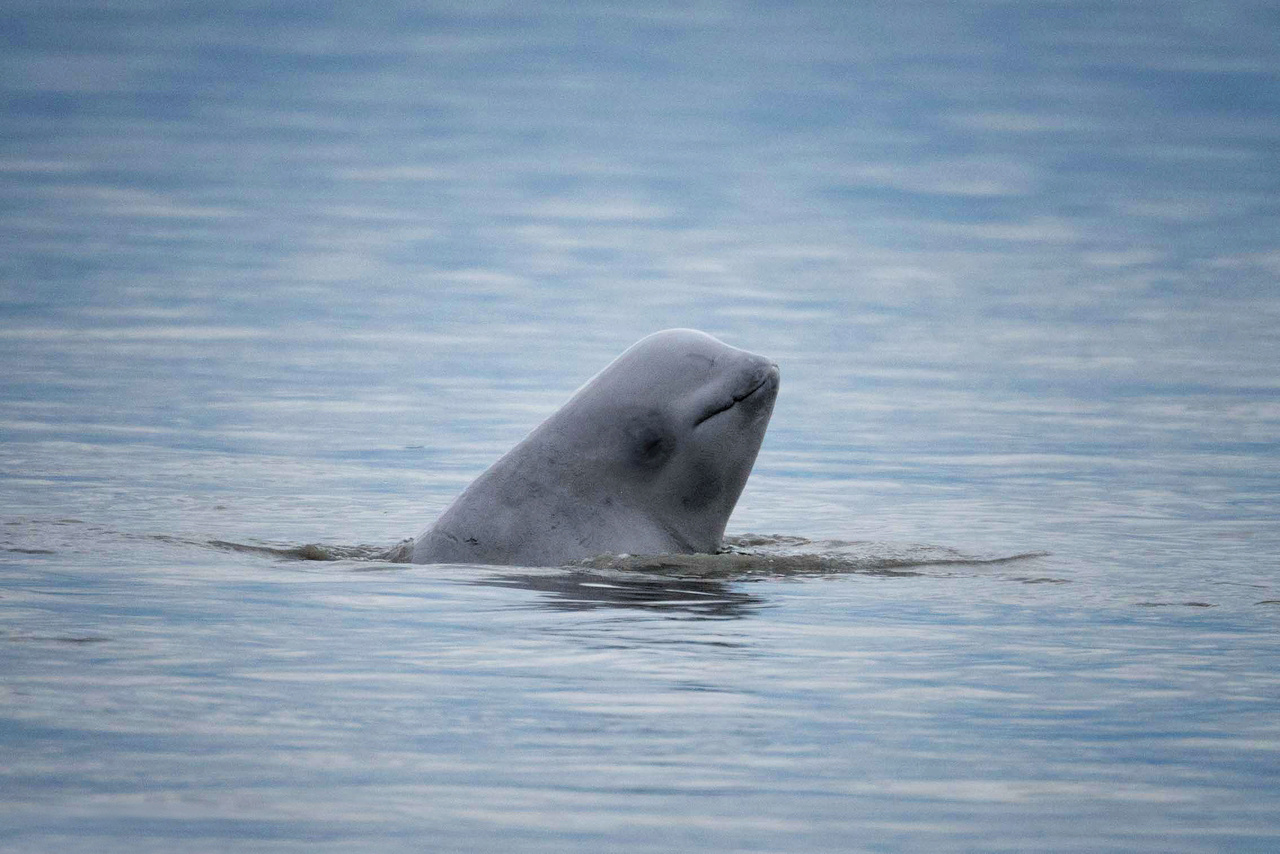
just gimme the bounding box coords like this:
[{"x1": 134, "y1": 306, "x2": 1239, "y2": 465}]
[{"x1": 411, "y1": 329, "x2": 780, "y2": 566}]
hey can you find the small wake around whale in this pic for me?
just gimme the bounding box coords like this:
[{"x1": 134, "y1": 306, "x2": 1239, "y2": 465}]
[
  {"x1": 198, "y1": 534, "x2": 1054, "y2": 618},
  {"x1": 208, "y1": 533, "x2": 1049, "y2": 580}
]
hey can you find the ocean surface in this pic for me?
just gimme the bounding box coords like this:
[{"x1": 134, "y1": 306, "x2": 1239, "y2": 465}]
[{"x1": 3, "y1": 1, "x2": 1279, "y2": 851}]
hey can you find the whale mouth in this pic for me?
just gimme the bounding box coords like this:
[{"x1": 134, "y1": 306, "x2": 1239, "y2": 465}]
[{"x1": 694, "y1": 365, "x2": 779, "y2": 427}]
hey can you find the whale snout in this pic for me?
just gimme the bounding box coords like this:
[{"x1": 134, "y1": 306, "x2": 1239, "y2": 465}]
[
  {"x1": 739, "y1": 362, "x2": 780, "y2": 414},
  {"x1": 750, "y1": 362, "x2": 780, "y2": 397},
  {"x1": 695, "y1": 360, "x2": 780, "y2": 427}
]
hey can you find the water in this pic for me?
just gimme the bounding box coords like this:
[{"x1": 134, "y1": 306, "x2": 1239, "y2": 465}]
[{"x1": 3, "y1": 1, "x2": 1280, "y2": 851}]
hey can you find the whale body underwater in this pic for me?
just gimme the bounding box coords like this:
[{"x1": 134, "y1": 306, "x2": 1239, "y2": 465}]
[{"x1": 411, "y1": 329, "x2": 780, "y2": 567}]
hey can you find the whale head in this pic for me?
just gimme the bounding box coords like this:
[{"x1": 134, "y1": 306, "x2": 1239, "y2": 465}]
[
  {"x1": 553, "y1": 329, "x2": 779, "y2": 549},
  {"x1": 413, "y1": 329, "x2": 779, "y2": 566}
]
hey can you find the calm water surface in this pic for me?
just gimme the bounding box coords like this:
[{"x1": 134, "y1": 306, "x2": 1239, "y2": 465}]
[{"x1": 3, "y1": 1, "x2": 1279, "y2": 851}]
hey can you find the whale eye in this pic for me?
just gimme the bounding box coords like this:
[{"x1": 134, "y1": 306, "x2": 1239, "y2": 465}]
[{"x1": 625, "y1": 413, "x2": 675, "y2": 471}]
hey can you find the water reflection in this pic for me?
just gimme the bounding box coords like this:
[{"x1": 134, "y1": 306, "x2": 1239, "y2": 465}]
[
  {"x1": 463, "y1": 540, "x2": 1051, "y2": 618},
  {"x1": 473, "y1": 570, "x2": 766, "y2": 619}
]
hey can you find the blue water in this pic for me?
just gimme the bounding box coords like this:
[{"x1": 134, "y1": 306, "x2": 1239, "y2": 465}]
[{"x1": 3, "y1": 1, "x2": 1280, "y2": 851}]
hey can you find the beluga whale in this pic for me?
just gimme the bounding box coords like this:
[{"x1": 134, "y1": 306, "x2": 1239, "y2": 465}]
[{"x1": 411, "y1": 329, "x2": 780, "y2": 566}]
